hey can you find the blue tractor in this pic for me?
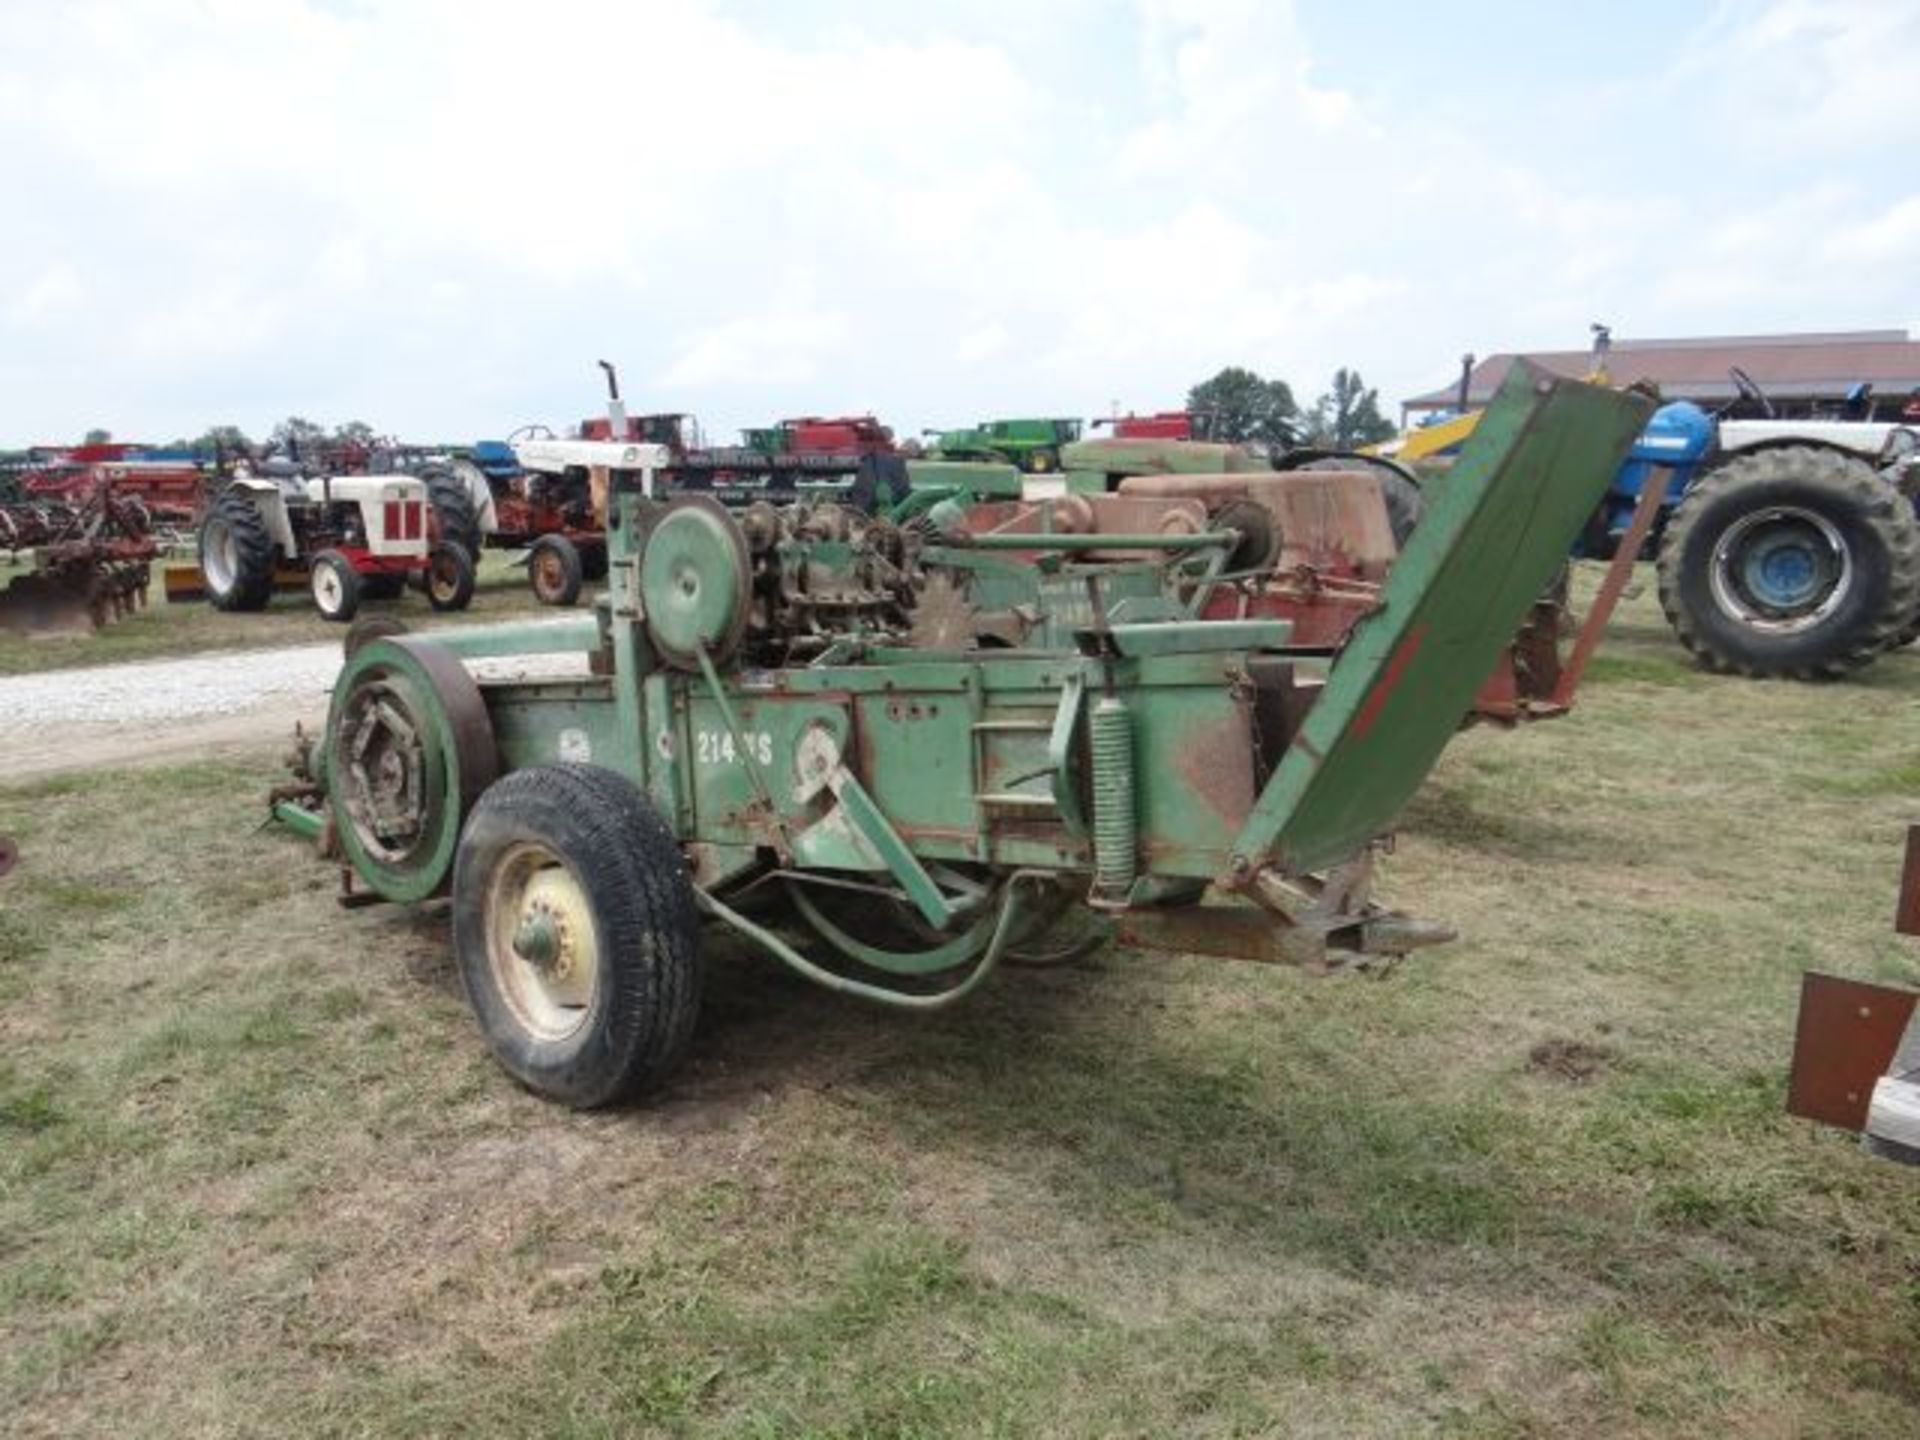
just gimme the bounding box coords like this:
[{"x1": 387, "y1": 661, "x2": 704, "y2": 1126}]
[{"x1": 1597, "y1": 372, "x2": 1920, "y2": 679}]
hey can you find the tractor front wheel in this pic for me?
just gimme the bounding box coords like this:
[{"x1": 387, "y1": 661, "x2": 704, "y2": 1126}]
[
  {"x1": 426, "y1": 541, "x2": 476, "y2": 612},
  {"x1": 1656, "y1": 446, "x2": 1920, "y2": 679},
  {"x1": 310, "y1": 550, "x2": 361, "y2": 623},
  {"x1": 529, "y1": 535, "x2": 584, "y2": 606},
  {"x1": 452, "y1": 765, "x2": 702, "y2": 1106}
]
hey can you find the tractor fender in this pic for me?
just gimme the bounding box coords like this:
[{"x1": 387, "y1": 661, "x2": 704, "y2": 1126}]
[
  {"x1": 450, "y1": 458, "x2": 499, "y2": 535},
  {"x1": 223, "y1": 479, "x2": 299, "y2": 561}
]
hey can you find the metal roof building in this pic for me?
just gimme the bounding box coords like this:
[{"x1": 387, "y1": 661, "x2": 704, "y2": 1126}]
[{"x1": 1402, "y1": 329, "x2": 1920, "y2": 421}]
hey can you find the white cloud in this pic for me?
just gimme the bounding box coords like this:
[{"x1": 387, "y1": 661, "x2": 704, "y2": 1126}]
[{"x1": 0, "y1": 0, "x2": 1915, "y2": 442}]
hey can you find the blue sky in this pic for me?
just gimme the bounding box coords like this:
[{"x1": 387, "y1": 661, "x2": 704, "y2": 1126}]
[{"x1": 2, "y1": 0, "x2": 1914, "y2": 446}]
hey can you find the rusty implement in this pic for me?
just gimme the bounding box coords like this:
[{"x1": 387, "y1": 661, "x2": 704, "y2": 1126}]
[
  {"x1": 0, "y1": 483, "x2": 158, "y2": 636},
  {"x1": 1898, "y1": 823, "x2": 1920, "y2": 938},
  {"x1": 1786, "y1": 826, "x2": 1920, "y2": 1165}
]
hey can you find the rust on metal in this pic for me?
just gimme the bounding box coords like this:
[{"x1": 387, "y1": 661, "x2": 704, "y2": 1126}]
[
  {"x1": 1347, "y1": 624, "x2": 1429, "y2": 742},
  {"x1": 1551, "y1": 467, "x2": 1673, "y2": 708},
  {"x1": 1787, "y1": 972, "x2": 1918, "y2": 1131},
  {"x1": 1898, "y1": 823, "x2": 1920, "y2": 938}
]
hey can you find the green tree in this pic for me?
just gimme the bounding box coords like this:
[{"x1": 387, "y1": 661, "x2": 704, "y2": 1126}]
[
  {"x1": 270, "y1": 416, "x2": 329, "y2": 456},
  {"x1": 82, "y1": 427, "x2": 112, "y2": 445},
  {"x1": 1185, "y1": 367, "x2": 1299, "y2": 449},
  {"x1": 184, "y1": 425, "x2": 254, "y2": 458},
  {"x1": 333, "y1": 420, "x2": 376, "y2": 446},
  {"x1": 1306, "y1": 368, "x2": 1396, "y2": 450}
]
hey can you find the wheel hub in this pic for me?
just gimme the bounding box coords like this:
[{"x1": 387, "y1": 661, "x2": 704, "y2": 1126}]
[
  {"x1": 488, "y1": 851, "x2": 597, "y2": 1039},
  {"x1": 1709, "y1": 505, "x2": 1852, "y2": 634},
  {"x1": 338, "y1": 682, "x2": 432, "y2": 860}
]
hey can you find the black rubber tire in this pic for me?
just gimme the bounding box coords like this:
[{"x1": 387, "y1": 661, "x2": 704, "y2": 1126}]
[
  {"x1": 1656, "y1": 446, "x2": 1920, "y2": 679},
  {"x1": 342, "y1": 614, "x2": 408, "y2": 659},
  {"x1": 309, "y1": 549, "x2": 361, "y2": 623},
  {"x1": 360, "y1": 572, "x2": 406, "y2": 601},
  {"x1": 199, "y1": 485, "x2": 276, "y2": 611},
  {"x1": 425, "y1": 467, "x2": 485, "y2": 561},
  {"x1": 452, "y1": 764, "x2": 702, "y2": 1107},
  {"x1": 1292, "y1": 453, "x2": 1425, "y2": 549},
  {"x1": 426, "y1": 540, "x2": 477, "y2": 612},
  {"x1": 579, "y1": 542, "x2": 609, "y2": 582},
  {"x1": 529, "y1": 534, "x2": 584, "y2": 606}
]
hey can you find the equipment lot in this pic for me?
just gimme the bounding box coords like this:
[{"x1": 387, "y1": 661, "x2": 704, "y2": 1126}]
[{"x1": 2, "y1": 571, "x2": 1918, "y2": 1436}]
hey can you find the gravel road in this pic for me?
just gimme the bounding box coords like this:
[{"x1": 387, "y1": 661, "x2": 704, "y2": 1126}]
[
  {"x1": 0, "y1": 631, "x2": 593, "y2": 782},
  {"x1": 0, "y1": 642, "x2": 341, "y2": 782}
]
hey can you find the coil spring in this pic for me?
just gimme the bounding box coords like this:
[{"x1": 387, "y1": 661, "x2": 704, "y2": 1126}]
[{"x1": 1090, "y1": 695, "x2": 1136, "y2": 899}]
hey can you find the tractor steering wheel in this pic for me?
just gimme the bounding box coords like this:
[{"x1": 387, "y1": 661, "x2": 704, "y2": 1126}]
[
  {"x1": 506, "y1": 424, "x2": 555, "y2": 444},
  {"x1": 1728, "y1": 366, "x2": 1776, "y2": 419}
]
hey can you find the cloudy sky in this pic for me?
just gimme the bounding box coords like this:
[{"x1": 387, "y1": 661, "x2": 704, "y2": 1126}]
[{"x1": 2, "y1": 0, "x2": 1916, "y2": 447}]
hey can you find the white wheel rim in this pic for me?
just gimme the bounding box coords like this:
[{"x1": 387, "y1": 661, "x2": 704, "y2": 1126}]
[
  {"x1": 484, "y1": 842, "x2": 598, "y2": 1042},
  {"x1": 204, "y1": 522, "x2": 237, "y2": 591},
  {"x1": 313, "y1": 565, "x2": 344, "y2": 615}
]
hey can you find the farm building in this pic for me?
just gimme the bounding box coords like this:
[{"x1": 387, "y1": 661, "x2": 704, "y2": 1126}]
[{"x1": 1402, "y1": 329, "x2": 1920, "y2": 422}]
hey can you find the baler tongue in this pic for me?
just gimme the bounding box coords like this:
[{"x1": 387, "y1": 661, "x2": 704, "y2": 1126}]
[{"x1": 1235, "y1": 361, "x2": 1655, "y2": 880}]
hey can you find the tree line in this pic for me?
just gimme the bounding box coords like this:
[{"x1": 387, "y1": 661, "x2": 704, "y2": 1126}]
[
  {"x1": 77, "y1": 419, "x2": 382, "y2": 455},
  {"x1": 77, "y1": 372, "x2": 1396, "y2": 459},
  {"x1": 1185, "y1": 365, "x2": 1397, "y2": 451}
]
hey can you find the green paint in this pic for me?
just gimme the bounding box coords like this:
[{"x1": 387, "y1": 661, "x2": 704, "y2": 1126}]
[{"x1": 1230, "y1": 362, "x2": 1655, "y2": 875}]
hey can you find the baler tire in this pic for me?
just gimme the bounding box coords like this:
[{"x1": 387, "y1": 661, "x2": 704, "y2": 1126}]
[
  {"x1": 425, "y1": 468, "x2": 485, "y2": 561},
  {"x1": 452, "y1": 764, "x2": 702, "y2": 1107},
  {"x1": 310, "y1": 550, "x2": 362, "y2": 623},
  {"x1": 426, "y1": 541, "x2": 477, "y2": 612},
  {"x1": 1655, "y1": 446, "x2": 1920, "y2": 679},
  {"x1": 1294, "y1": 454, "x2": 1425, "y2": 549},
  {"x1": 199, "y1": 486, "x2": 275, "y2": 612},
  {"x1": 529, "y1": 535, "x2": 584, "y2": 607}
]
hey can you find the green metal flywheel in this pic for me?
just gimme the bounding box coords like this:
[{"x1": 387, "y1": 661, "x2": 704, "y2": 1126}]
[
  {"x1": 325, "y1": 637, "x2": 498, "y2": 902},
  {"x1": 640, "y1": 496, "x2": 750, "y2": 669}
]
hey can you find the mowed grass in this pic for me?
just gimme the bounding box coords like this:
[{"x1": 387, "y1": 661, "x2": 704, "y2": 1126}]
[
  {"x1": 0, "y1": 551, "x2": 551, "y2": 675},
  {"x1": 3, "y1": 568, "x2": 1920, "y2": 1436}
]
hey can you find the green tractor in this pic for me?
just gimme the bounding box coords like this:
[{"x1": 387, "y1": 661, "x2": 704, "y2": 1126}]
[
  {"x1": 924, "y1": 416, "x2": 1084, "y2": 473},
  {"x1": 280, "y1": 364, "x2": 1649, "y2": 1106}
]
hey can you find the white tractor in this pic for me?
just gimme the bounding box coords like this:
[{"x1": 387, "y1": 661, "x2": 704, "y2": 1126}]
[{"x1": 196, "y1": 463, "x2": 476, "y2": 622}]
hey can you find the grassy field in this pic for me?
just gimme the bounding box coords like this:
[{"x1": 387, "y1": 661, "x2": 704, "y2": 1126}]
[
  {"x1": 3, "y1": 572, "x2": 1920, "y2": 1436},
  {"x1": 0, "y1": 552, "x2": 551, "y2": 675}
]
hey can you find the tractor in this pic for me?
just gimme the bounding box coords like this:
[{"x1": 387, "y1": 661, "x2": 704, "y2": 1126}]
[
  {"x1": 1392, "y1": 336, "x2": 1920, "y2": 680},
  {"x1": 439, "y1": 379, "x2": 906, "y2": 606},
  {"x1": 274, "y1": 363, "x2": 1651, "y2": 1105},
  {"x1": 925, "y1": 416, "x2": 1085, "y2": 473},
  {"x1": 195, "y1": 463, "x2": 476, "y2": 622}
]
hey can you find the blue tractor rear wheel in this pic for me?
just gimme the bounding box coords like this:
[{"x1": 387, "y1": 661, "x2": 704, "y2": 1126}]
[{"x1": 1656, "y1": 446, "x2": 1920, "y2": 679}]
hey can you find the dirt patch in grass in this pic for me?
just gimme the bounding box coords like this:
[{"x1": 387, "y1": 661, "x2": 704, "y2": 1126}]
[{"x1": 1530, "y1": 1036, "x2": 1618, "y2": 1083}]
